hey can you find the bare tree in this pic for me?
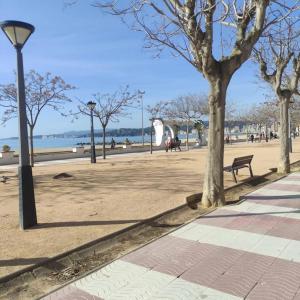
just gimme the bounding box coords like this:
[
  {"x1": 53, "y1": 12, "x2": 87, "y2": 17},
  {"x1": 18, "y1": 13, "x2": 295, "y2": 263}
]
[
  {"x1": 0, "y1": 70, "x2": 74, "y2": 166},
  {"x1": 166, "y1": 94, "x2": 206, "y2": 150},
  {"x1": 194, "y1": 119, "x2": 206, "y2": 145},
  {"x1": 225, "y1": 100, "x2": 238, "y2": 143},
  {"x1": 146, "y1": 100, "x2": 169, "y2": 119},
  {"x1": 95, "y1": 0, "x2": 299, "y2": 207},
  {"x1": 291, "y1": 99, "x2": 300, "y2": 134},
  {"x1": 78, "y1": 86, "x2": 142, "y2": 159},
  {"x1": 254, "y1": 19, "x2": 300, "y2": 173},
  {"x1": 260, "y1": 101, "x2": 278, "y2": 139},
  {"x1": 243, "y1": 101, "x2": 278, "y2": 142},
  {"x1": 250, "y1": 104, "x2": 265, "y2": 140}
]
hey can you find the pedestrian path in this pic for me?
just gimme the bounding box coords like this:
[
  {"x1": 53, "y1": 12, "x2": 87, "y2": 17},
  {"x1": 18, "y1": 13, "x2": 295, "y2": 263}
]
[{"x1": 42, "y1": 173, "x2": 300, "y2": 300}]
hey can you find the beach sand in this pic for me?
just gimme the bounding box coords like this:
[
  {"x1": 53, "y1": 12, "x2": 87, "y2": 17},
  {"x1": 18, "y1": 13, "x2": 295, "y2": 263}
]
[{"x1": 1, "y1": 139, "x2": 300, "y2": 279}]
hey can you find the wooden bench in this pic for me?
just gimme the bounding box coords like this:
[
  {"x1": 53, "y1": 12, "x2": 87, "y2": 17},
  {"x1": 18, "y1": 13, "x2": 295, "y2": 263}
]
[
  {"x1": 223, "y1": 155, "x2": 254, "y2": 183},
  {"x1": 165, "y1": 140, "x2": 181, "y2": 152}
]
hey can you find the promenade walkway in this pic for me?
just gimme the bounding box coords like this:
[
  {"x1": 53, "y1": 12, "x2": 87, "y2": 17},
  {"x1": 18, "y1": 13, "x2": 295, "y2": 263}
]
[{"x1": 43, "y1": 172, "x2": 300, "y2": 299}]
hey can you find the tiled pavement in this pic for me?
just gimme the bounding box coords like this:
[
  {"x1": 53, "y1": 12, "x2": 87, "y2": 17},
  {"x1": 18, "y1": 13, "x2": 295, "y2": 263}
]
[{"x1": 42, "y1": 173, "x2": 300, "y2": 300}]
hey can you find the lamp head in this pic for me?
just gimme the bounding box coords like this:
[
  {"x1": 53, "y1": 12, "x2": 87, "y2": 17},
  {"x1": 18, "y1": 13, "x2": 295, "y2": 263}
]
[
  {"x1": 0, "y1": 20, "x2": 34, "y2": 49},
  {"x1": 87, "y1": 101, "x2": 96, "y2": 111}
]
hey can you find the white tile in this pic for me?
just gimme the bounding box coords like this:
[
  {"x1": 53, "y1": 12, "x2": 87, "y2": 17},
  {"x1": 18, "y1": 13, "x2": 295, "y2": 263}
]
[
  {"x1": 107, "y1": 269, "x2": 174, "y2": 300},
  {"x1": 171, "y1": 223, "x2": 212, "y2": 241},
  {"x1": 173, "y1": 222, "x2": 200, "y2": 236},
  {"x1": 274, "y1": 180, "x2": 300, "y2": 186},
  {"x1": 222, "y1": 202, "x2": 300, "y2": 220},
  {"x1": 248, "y1": 188, "x2": 299, "y2": 197},
  {"x1": 278, "y1": 240, "x2": 300, "y2": 262},
  {"x1": 250, "y1": 235, "x2": 290, "y2": 258},
  {"x1": 152, "y1": 277, "x2": 242, "y2": 300},
  {"x1": 73, "y1": 260, "x2": 149, "y2": 298},
  {"x1": 152, "y1": 277, "x2": 205, "y2": 300},
  {"x1": 199, "y1": 286, "x2": 242, "y2": 300},
  {"x1": 197, "y1": 225, "x2": 263, "y2": 252},
  {"x1": 173, "y1": 223, "x2": 297, "y2": 262}
]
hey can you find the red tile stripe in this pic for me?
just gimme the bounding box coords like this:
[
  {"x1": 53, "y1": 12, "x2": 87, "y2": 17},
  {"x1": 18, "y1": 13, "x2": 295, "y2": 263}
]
[
  {"x1": 122, "y1": 235, "x2": 300, "y2": 299},
  {"x1": 195, "y1": 209, "x2": 300, "y2": 241}
]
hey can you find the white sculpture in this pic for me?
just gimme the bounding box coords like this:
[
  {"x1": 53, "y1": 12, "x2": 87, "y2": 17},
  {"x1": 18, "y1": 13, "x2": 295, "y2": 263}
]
[{"x1": 152, "y1": 118, "x2": 177, "y2": 146}]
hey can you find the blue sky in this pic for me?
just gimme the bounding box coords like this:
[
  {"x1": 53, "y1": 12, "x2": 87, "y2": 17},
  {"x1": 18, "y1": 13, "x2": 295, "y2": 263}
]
[{"x1": 0, "y1": 0, "x2": 266, "y2": 138}]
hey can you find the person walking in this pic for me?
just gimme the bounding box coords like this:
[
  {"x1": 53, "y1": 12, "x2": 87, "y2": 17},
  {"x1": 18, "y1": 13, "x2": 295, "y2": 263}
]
[{"x1": 110, "y1": 138, "x2": 116, "y2": 149}]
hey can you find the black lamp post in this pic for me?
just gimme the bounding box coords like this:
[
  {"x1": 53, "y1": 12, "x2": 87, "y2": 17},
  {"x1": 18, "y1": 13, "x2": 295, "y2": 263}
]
[
  {"x1": 0, "y1": 20, "x2": 37, "y2": 229},
  {"x1": 138, "y1": 90, "x2": 145, "y2": 147},
  {"x1": 87, "y1": 101, "x2": 96, "y2": 163},
  {"x1": 149, "y1": 118, "x2": 154, "y2": 154}
]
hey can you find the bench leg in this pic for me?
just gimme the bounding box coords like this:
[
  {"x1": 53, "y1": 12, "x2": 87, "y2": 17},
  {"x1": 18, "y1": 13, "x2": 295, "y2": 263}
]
[
  {"x1": 249, "y1": 164, "x2": 254, "y2": 177},
  {"x1": 231, "y1": 171, "x2": 237, "y2": 183}
]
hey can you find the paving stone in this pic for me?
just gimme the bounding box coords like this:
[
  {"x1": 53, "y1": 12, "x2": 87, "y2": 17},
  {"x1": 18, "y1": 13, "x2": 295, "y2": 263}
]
[{"x1": 42, "y1": 172, "x2": 300, "y2": 300}]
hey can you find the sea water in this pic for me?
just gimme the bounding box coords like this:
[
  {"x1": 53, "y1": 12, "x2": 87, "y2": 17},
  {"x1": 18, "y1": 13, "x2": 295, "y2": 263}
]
[{"x1": 0, "y1": 134, "x2": 194, "y2": 151}]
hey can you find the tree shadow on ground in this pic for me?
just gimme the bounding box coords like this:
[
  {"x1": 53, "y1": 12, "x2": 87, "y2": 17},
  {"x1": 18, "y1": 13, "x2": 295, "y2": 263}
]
[
  {"x1": 0, "y1": 257, "x2": 48, "y2": 267},
  {"x1": 240, "y1": 176, "x2": 269, "y2": 186},
  {"x1": 33, "y1": 219, "x2": 143, "y2": 229}
]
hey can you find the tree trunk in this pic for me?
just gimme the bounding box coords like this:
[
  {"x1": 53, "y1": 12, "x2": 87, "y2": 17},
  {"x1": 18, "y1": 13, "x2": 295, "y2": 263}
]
[
  {"x1": 29, "y1": 125, "x2": 34, "y2": 167},
  {"x1": 102, "y1": 126, "x2": 106, "y2": 159},
  {"x1": 186, "y1": 119, "x2": 189, "y2": 150},
  {"x1": 202, "y1": 80, "x2": 227, "y2": 207},
  {"x1": 198, "y1": 131, "x2": 202, "y2": 145},
  {"x1": 259, "y1": 125, "x2": 262, "y2": 142},
  {"x1": 278, "y1": 97, "x2": 290, "y2": 174}
]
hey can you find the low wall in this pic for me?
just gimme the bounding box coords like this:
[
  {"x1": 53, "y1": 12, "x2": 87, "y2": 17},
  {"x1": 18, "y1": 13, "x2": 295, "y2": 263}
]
[{"x1": 0, "y1": 145, "x2": 165, "y2": 166}]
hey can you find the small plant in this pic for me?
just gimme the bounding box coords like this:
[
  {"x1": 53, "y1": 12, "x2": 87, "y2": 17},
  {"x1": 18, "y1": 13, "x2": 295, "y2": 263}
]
[{"x1": 2, "y1": 145, "x2": 11, "y2": 152}]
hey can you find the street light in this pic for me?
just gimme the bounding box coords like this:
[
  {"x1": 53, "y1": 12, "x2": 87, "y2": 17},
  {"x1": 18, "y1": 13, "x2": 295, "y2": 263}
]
[
  {"x1": 138, "y1": 90, "x2": 145, "y2": 146},
  {"x1": 87, "y1": 101, "x2": 96, "y2": 163},
  {"x1": 149, "y1": 118, "x2": 154, "y2": 154},
  {"x1": 0, "y1": 20, "x2": 36, "y2": 229}
]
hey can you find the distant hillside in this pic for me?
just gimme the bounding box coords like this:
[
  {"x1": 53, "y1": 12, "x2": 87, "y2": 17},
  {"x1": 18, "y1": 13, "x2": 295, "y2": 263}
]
[{"x1": 1, "y1": 120, "x2": 249, "y2": 140}]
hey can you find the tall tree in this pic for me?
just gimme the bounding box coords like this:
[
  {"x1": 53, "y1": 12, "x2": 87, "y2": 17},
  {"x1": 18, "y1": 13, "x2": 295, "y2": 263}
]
[
  {"x1": 96, "y1": 1, "x2": 298, "y2": 207},
  {"x1": 0, "y1": 70, "x2": 74, "y2": 166},
  {"x1": 78, "y1": 86, "x2": 142, "y2": 159},
  {"x1": 254, "y1": 20, "x2": 300, "y2": 173}
]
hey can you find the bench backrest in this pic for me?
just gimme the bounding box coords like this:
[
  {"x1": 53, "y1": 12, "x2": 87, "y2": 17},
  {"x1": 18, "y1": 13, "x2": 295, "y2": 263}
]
[
  {"x1": 170, "y1": 140, "x2": 181, "y2": 146},
  {"x1": 232, "y1": 155, "x2": 253, "y2": 167}
]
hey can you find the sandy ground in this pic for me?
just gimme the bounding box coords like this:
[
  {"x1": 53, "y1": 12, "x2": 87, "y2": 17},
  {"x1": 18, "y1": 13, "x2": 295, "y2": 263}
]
[{"x1": 1, "y1": 138, "x2": 300, "y2": 279}]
